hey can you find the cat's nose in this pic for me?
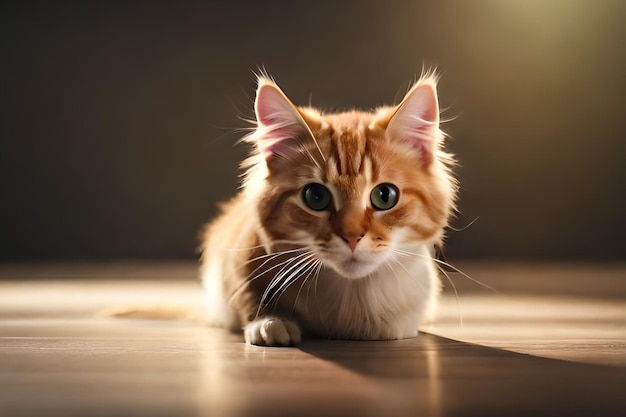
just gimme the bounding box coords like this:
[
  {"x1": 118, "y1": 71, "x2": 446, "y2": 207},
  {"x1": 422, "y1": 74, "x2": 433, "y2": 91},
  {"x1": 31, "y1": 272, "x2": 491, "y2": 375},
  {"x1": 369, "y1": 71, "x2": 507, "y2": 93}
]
[{"x1": 342, "y1": 235, "x2": 363, "y2": 253}]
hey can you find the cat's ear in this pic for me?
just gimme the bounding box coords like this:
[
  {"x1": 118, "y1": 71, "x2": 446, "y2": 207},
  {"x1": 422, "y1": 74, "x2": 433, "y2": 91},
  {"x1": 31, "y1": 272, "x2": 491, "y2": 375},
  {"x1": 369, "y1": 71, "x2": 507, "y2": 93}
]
[
  {"x1": 384, "y1": 79, "x2": 441, "y2": 166},
  {"x1": 254, "y1": 78, "x2": 318, "y2": 161}
]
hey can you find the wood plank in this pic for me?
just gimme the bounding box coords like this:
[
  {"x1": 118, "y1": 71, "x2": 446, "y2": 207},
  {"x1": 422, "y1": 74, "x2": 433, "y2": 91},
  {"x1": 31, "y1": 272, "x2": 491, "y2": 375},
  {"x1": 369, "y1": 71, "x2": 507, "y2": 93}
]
[{"x1": 0, "y1": 262, "x2": 625, "y2": 416}]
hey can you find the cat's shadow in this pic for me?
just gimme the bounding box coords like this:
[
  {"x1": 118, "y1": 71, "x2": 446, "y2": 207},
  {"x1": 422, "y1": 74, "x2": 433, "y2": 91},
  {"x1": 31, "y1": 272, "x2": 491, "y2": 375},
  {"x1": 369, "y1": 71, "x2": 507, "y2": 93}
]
[
  {"x1": 297, "y1": 332, "x2": 495, "y2": 379},
  {"x1": 297, "y1": 333, "x2": 626, "y2": 416},
  {"x1": 297, "y1": 332, "x2": 623, "y2": 381}
]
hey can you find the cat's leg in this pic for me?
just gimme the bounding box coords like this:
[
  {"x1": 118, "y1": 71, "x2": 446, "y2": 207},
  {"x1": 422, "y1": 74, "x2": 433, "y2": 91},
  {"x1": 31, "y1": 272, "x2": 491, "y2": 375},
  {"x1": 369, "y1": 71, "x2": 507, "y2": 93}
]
[
  {"x1": 201, "y1": 263, "x2": 241, "y2": 331},
  {"x1": 244, "y1": 317, "x2": 301, "y2": 346}
]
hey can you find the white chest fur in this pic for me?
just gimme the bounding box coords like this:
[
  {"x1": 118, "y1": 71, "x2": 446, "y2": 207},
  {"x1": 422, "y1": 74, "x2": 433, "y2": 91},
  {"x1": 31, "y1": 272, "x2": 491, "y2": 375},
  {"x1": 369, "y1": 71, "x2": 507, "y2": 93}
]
[{"x1": 292, "y1": 243, "x2": 439, "y2": 340}]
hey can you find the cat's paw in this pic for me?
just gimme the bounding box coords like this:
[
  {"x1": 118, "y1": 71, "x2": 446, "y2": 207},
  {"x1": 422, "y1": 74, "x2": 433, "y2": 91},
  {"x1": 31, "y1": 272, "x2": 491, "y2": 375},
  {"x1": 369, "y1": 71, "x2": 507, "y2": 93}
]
[{"x1": 244, "y1": 317, "x2": 301, "y2": 346}]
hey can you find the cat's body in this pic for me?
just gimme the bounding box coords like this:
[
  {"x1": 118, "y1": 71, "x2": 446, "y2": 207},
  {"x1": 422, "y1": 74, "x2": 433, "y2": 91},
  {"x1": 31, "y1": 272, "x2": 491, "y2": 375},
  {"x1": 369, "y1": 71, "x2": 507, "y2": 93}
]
[{"x1": 201, "y1": 74, "x2": 456, "y2": 346}]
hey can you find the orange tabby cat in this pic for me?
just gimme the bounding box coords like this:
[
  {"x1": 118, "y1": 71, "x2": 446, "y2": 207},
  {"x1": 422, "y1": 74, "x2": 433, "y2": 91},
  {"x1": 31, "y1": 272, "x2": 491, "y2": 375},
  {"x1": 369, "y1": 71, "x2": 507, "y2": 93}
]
[{"x1": 201, "y1": 73, "x2": 457, "y2": 346}]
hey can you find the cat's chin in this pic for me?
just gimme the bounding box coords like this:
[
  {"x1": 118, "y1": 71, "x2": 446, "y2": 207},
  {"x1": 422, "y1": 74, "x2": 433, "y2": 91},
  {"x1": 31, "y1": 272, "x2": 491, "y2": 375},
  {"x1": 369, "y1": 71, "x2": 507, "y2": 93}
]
[{"x1": 327, "y1": 257, "x2": 382, "y2": 280}]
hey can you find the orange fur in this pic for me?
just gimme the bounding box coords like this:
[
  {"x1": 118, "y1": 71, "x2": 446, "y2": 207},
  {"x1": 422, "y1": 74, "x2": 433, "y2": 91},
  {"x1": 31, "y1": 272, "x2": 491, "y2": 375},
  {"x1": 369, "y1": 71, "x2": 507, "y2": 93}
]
[{"x1": 201, "y1": 73, "x2": 457, "y2": 346}]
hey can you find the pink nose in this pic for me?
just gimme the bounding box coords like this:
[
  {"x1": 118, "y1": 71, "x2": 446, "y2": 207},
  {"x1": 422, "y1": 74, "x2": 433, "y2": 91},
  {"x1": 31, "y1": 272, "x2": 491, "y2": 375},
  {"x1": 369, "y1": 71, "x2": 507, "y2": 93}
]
[{"x1": 342, "y1": 235, "x2": 363, "y2": 253}]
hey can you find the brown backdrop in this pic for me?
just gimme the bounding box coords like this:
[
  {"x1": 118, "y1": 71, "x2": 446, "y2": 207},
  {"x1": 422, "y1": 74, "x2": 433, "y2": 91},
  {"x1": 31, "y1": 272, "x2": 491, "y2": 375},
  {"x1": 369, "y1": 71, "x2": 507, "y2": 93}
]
[{"x1": 1, "y1": 0, "x2": 624, "y2": 260}]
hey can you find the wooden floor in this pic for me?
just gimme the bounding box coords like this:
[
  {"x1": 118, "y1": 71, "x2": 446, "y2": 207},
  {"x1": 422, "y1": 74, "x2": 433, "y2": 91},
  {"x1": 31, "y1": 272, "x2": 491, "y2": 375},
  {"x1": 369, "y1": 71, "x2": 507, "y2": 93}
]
[{"x1": 0, "y1": 261, "x2": 625, "y2": 417}]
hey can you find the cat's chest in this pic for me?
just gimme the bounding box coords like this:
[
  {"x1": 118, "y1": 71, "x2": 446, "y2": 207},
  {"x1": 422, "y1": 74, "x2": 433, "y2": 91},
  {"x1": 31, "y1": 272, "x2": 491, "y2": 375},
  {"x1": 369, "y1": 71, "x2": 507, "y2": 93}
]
[{"x1": 283, "y1": 255, "x2": 436, "y2": 339}]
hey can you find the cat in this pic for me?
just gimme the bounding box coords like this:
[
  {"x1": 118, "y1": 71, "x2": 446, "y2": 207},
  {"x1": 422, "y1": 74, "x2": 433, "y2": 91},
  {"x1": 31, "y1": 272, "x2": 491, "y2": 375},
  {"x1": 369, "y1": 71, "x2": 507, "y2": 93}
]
[{"x1": 200, "y1": 72, "x2": 457, "y2": 346}]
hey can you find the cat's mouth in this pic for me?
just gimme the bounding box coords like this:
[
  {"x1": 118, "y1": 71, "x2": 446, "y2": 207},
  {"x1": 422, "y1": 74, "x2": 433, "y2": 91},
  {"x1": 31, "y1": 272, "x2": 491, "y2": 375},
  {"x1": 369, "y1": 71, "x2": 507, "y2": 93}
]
[{"x1": 314, "y1": 240, "x2": 386, "y2": 279}]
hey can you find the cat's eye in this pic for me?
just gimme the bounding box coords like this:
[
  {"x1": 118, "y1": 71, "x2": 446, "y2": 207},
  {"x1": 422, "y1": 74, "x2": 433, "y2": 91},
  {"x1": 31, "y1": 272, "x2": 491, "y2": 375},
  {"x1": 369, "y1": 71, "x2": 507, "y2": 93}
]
[
  {"x1": 370, "y1": 183, "x2": 399, "y2": 210},
  {"x1": 302, "y1": 183, "x2": 332, "y2": 211}
]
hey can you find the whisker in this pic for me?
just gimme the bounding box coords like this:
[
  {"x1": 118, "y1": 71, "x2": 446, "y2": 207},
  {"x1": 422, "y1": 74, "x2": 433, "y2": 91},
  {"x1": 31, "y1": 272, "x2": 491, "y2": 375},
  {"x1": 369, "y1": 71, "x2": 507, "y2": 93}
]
[
  {"x1": 435, "y1": 263, "x2": 463, "y2": 327},
  {"x1": 228, "y1": 250, "x2": 308, "y2": 304},
  {"x1": 256, "y1": 252, "x2": 313, "y2": 316},
  {"x1": 264, "y1": 253, "x2": 316, "y2": 310},
  {"x1": 388, "y1": 254, "x2": 428, "y2": 298},
  {"x1": 265, "y1": 253, "x2": 314, "y2": 296},
  {"x1": 384, "y1": 260, "x2": 398, "y2": 279},
  {"x1": 313, "y1": 262, "x2": 322, "y2": 300},
  {"x1": 393, "y1": 248, "x2": 497, "y2": 292},
  {"x1": 385, "y1": 256, "x2": 401, "y2": 283},
  {"x1": 271, "y1": 256, "x2": 319, "y2": 311},
  {"x1": 384, "y1": 259, "x2": 403, "y2": 292},
  {"x1": 310, "y1": 262, "x2": 329, "y2": 333},
  {"x1": 391, "y1": 249, "x2": 465, "y2": 326},
  {"x1": 292, "y1": 258, "x2": 321, "y2": 312},
  {"x1": 447, "y1": 217, "x2": 479, "y2": 233},
  {"x1": 228, "y1": 256, "x2": 291, "y2": 304},
  {"x1": 222, "y1": 247, "x2": 309, "y2": 288},
  {"x1": 244, "y1": 248, "x2": 308, "y2": 282}
]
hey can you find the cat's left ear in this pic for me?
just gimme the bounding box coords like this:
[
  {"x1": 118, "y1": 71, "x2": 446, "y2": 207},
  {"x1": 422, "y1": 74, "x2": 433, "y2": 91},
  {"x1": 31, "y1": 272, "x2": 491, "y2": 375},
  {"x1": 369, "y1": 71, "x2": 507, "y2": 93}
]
[
  {"x1": 383, "y1": 79, "x2": 441, "y2": 166},
  {"x1": 254, "y1": 78, "x2": 319, "y2": 161}
]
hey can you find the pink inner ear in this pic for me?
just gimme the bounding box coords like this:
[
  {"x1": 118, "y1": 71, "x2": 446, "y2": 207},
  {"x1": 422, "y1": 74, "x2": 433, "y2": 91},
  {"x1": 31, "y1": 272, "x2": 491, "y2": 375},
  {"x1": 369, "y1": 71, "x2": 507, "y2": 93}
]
[
  {"x1": 255, "y1": 84, "x2": 289, "y2": 127},
  {"x1": 386, "y1": 82, "x2": 440, "y2": 166},
  {"x1": 256, "y1": 123, "x2": 303, "y2": 160},
  {"x1": 254, "y1": 82, "x2": 307, "y2": 160}
]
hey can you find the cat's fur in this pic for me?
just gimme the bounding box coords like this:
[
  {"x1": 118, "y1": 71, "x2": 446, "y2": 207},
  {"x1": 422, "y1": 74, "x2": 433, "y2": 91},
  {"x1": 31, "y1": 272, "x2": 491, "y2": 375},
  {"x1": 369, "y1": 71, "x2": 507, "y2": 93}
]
[{"x1": 201, "y1": 73, "x2": 457, "y2": 346}]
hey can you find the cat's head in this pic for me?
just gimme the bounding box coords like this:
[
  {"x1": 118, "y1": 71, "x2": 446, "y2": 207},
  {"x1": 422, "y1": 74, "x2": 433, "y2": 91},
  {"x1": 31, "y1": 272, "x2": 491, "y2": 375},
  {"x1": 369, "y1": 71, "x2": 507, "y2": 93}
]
[{"x1": 242, "y1": 74, "x2": 457, "y2": 279}]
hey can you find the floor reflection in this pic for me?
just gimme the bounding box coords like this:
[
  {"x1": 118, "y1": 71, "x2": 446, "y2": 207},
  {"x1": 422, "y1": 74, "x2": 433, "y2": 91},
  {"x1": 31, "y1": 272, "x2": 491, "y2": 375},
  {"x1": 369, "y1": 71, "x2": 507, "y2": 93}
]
[
  {"x1": 424, "y1": 335, "x2": 442, "y2": 417},
  {"x1": 1, "y1": 271, "x2": 625, "y2": 417}
]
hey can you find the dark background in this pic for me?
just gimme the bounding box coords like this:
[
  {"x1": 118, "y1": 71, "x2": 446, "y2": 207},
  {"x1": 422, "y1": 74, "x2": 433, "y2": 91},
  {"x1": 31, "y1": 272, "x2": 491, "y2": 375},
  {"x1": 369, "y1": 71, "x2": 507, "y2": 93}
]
[{"x1": 1, "y1": 0, "x2": 624, "y2": 261}]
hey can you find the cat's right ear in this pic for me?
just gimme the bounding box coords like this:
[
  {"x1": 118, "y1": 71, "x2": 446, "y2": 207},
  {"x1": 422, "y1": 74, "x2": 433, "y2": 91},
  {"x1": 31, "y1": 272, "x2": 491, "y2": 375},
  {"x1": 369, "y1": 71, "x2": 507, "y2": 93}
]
[
  {"x1": 381, "y1": 77, "x2": 442, "y2": 167},
  {"x1": 254, "y1": 78, "x2": 318, "y2": 161}
]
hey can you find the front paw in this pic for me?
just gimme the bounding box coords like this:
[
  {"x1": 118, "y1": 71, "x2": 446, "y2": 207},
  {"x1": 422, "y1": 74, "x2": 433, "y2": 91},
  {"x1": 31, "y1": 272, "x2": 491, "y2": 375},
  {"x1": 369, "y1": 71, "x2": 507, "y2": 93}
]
[{"x1": 244, "y1": 317, "x2": 301, "y2": 346}]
